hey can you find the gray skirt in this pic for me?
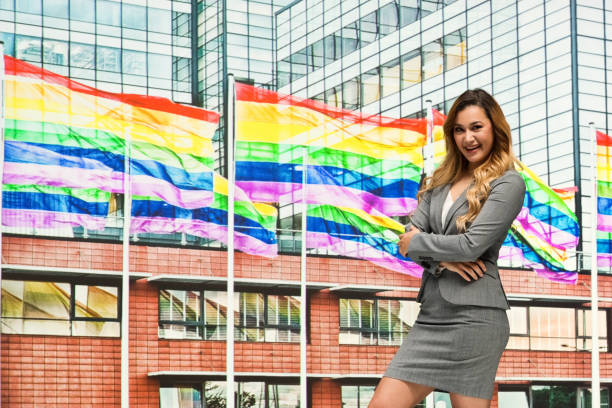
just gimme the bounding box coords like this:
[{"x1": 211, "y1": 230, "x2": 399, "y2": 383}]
[{"x1": 384, "y1": 276, "x2": 509, "y2": 400}]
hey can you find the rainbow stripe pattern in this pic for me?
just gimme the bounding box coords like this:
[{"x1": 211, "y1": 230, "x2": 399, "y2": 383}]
[
  {"x1": 4, "y1": 55, "x2": 219, "y2": 209},
  {"x1": 235, "y1": 83, "x2": 426, "y2": 216},
  {"x1": 2, "y1": 184, "x2": 110, "y2": 231},
  {"x1": 131, "y1": 174, "x2": 278, "y2": 258},
  {"x1": 304, "y1": 165, "x2": 422, "y2": 276},
  {"x1": 596, "y1": 130, "x2": 612, "y2": 268}
]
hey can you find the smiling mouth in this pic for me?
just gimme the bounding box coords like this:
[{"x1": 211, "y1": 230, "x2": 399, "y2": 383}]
[{"x1": 464, "y1": 145, "x2": 481, "y2": 152}]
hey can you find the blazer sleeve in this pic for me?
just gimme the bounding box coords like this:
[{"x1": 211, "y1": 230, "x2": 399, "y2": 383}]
[
  {"x1": 407, "y1": 171, "x2": 526, "y2": 263},
  {"x1": 406, "y1": 189, "x2": 440, "y2": 272}
]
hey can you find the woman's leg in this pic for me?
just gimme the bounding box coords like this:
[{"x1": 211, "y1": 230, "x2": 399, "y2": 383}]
[
  {"x1": 368, "y1": 377, "x2": 434, "y2": 408},
  {"x1": 449, "y1": 392, "x2": 491, "y2": 408}
]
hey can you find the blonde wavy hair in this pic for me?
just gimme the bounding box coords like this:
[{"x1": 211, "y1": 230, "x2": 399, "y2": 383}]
[{"x1": 418, "y1": 89, "x2": 521, "y2": 232}]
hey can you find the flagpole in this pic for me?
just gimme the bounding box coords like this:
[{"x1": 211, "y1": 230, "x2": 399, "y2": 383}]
[
  {"x1": 589, "y1": 121, "x2": 600, "y2": 407},
  {"x1": 424, "y1": 100, "x2": 434, "y2": 177},
  {"x1": 300, "y1": 145, "x2": 308, "y2": 407},
  {"x1": 121, "y1": 127, "x2": 132, "y2": 408},
  {"x1": 0, "y1": 40, "x2": 5, "y2": 403},
  {"x1": 226, "y1": 74, "x2": 236, "y2": 408}
]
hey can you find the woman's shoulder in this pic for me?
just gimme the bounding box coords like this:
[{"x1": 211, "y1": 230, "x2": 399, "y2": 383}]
[{"x1": 490, "y1": 168, "x2": 526, "y2": 191}]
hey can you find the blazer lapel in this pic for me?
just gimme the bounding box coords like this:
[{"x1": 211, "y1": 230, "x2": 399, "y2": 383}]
[{"x1": 430, "y1": 184, "x2": 450, "y2": 234}]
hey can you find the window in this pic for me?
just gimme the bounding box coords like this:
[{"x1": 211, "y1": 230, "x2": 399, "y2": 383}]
[
  {"x1": 360, "y1": 11, "x2": 379, "y2": 45},
  {"x1": 159, "y1": 290, "x2": 300, "y2": 342},
  {"x1": 506, "y1": 306, "x2": 609, "y2": 351},
  {"x1": 43, "y1": 39, "x2": 68, "y2": 66},
  {"x1": 70, "y1": 42, "x2": 95, "y2": 69},
  {"x1": 16, "y1": 35, "x2": 41, "y2": 63},
  {"x1": 122, "y1": 3, "x2": 146, "y2": 30},
  {"x1": 399, "y1": 0, "x2": 420, "y2": 26},
  {"x1": 422, "y1": 40, "x2": 443, "y2": 80},
  {"x1": 235, "y1": 292, "x2": 300, "y2": 342},
  {"x1": 1, "y1": 279, "x2": 120, "y2": 336},
  {"x1": 362, "y1": 68, "x2": 381, "y2": 106},
  {"x1": 381, "y1": 58, "x2": 401, "y2": 98},
  {"x1": 16, "y1": 0, "x2": 40, "y2": 14},
  {"x1": 379, "y1": 2, "x2": 399, "y2": 35},
  {"x1": 444, "y1": 28, "x2": 467, "y2": 71},
  {"x1": 402, "y1": 49, "x2": 422, "y2": 87},
  {"x1": 97, "y1": 46, "x2": 121, "y2": 72},
  {"x1": 97, "y1": 0, "x2": 120, "y2": 26},
  {"x1": 342, "y1": 385, "x2": 376, "y2": 408},
  {"x1": 339, "y1": 298, "x2": 420, "y2": 345},
  {"x1": 70, "y1": 0, "x2": 94, "y2": 22},
  {"x1": 148, "y1": 53, "x2": 172, "y2": 79},
  {"x1": 148, "y1": 7, "x2": 171, "y2": 34},
  {"x1": 43, "y1": 0, "x2": 68, "y2": 18},
  {"x1": 123, "y1": 50, "x2": 146, "y2": 76},
  {"x1": 342, "y1": 22, "x2": 360, "y2": 57},
  {"x1": 500, "y1": 385, "x2": 610, "y2": 408},
  {"x1": 343, "y1": 77, "x2": 361, "y2": 110},
  {"x1": 159, "y1": 289, "x2": 227, "y2": 340},
  {"x1": 160, "y1": 381, "x2": 299, "y2": 408}
]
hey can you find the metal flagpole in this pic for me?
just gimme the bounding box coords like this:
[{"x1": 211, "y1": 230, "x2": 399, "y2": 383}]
[
  {"x1": 589, "y1": 121, "x2": 601, "y2": 407},
  {"x1": 121, "y1": 125, "x2": 133, "y2": 407},
  {"x1": 300, "y1": 145, "x2": 308, "y2": 407},
  {"x1": 226, "y1": 74, "x2": 236, "y2": 408},
  {"x1": 424, "y1": 100, "x2": 434, "y2": 178},
  {"x1": 0, "y1": 40, "x2": 5, "y2": 403},
  {"x1": 423, "y1": 99, "x2": 435, "y2": 408}
]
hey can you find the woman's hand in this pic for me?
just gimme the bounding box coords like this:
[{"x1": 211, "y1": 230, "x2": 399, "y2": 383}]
[
  {"x1": 398, "y1": 226, "x2": 421, "y2": 257},
  {"x1": 440, "y1": 259, "x2": 486, "y2": 282}
]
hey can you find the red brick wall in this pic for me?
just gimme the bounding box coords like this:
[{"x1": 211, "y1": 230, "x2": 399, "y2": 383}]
[
  {"x1": 3, "y1": 236, "x2": 612, "y2": 407},
  {"x1": 1, "y1": 335, "x2": 120, "y2": 407}
]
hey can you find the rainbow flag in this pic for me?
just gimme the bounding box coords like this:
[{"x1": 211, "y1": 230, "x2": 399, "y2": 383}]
[
  {"x1": 596, "y1": 130, "x2": 612, "y2": 267},
  {"x1": 306, "y1": 204, "x2": 422, "y2": 277},
  {"x1": 2, "y1": 184, "x2": 110, "y2": 231},
  {"x1": 235, "y1": 83, "x2": 426, "y2": 216},
  {"x1": 130, "y1": 174, "x2": 278, "y2": 258},
  {"x1": 303, "y1": 165, "x2": 421, "y2": 276},
  {"x1": 431, "y1": 109, "x2": 446, "y2": 168},
  {"x1": 499, "y1": 228, "x2": 577, "y2": 283},
  {"x1": 4, "y1": 56, "x2": 219, "y2": 209}
]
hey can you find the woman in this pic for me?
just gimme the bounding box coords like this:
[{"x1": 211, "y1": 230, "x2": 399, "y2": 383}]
[{"x1": 369, "y1": 89, "x2": 526, "y2": 408}]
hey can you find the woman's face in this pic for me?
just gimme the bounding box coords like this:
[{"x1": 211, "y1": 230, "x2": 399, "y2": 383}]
[{"x1": 452, "y1": 105, "x2": 494, "y2": 170}]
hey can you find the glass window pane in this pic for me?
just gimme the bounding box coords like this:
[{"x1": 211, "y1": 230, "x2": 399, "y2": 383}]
[
  {"x1": 122, "y1": 3, "x2": 146, "y2": 30},
  {"x1": 343, "y1": 77, "x2": 361, "y2": 110},
  {"x1": 499, "y1": 390, "x2": 529, "y2": 408},
  {"x1": 203, "y1": 382, "x2": 226, "y2": 407},
  {"x1": 532, "y1": 385, "x2": 577, "y2": 408},
  {"x1": 16, "y1": 0, "x2": 40, "y2": 14},
  {"x1": 268, "y1": 384, "x2": 300, "y2": 408},
  {"x1": 148, "y1": 7, "x2": 171, "y2": 34},
  {"x1": 379, "y1": 2, "x2": 399, "y2": 35},
  {"x1": 43, "y1": 0, "x2": 68, "y2": 18},
  {"x1": 423, "y1": 40, "x2": 443, "y2": 80},
  {"x1": 342, "y1": 22, "x2": 359, "y2": 57},
  {"x1": 160, "y1": 386, "x2": 202, "y2": 408},
  {"x1": 529, "y1": 307, "x2": 576, "y2": 350},
  {"x1": 16, "y1": 35, "x2": 41, "y2": 63},
  {"x1": 97, "y1": 0, "x2": 120, "y2": 26},
  {"x1": 70, "y1": 42, "x2": 95, "y2": 68},
  {"x1": 402, "y1": 49, "x2": 421, "y2": 87},
  {"x1": 238, "y1": 382, "x2": 265, "y2": 407},
  {"x1": 97, "y1": 46, "x2": 121, "y2": 72},
  {"x1": 0, "y1": 0, "x2": 13, "y2": 10},
  {"x1": 399, "y1": 0, "x2": 419, "y2": 27},
  {"x1": 74, "y1": 285, "x2": 118, "y2": 319},
  {"x1": 70, "y1": 0, "x2": 94, "y2": 22},
  {"x1": 445, "y1": 28, "x2": 467, "y2": 70},
  {"x1": 361, "y1": 11, "x2": 378, "y2": 45},
  {"x1": 24, "y1": 281, "x2": 71, "y2": 319},
  {"x1": 382, "y1": 58, "x2": 401, "y2": 97},
  {"x1": 72, "y1": 320, "x2": 120, "y2": 337},
  {"x1": 43, "y1": 39, "x2": 68, "y2": 65},
  {"x1": 148, "y1": 53, "x2": 172, "y2": 79},
  {"x1": 123, "y1": 50, "x2": 146, "y2": 75},
  {"x1": 362, "y1": 68, "x2": 380, "y2": 106}
]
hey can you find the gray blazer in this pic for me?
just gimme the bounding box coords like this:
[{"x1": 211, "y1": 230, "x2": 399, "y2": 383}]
[{"x1": 407, "y1": 168, "x2": 526, "y2": 310}]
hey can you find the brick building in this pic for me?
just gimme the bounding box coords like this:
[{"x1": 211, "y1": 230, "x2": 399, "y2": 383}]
[{"x1": 2, "y1": 235, "x2": 611, "y2": 407}]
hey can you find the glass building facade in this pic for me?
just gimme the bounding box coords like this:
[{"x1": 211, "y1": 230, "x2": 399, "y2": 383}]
[
  {"x1": 0, "y1": 0, "x2": 194, "y2": 103},
  {"x1": 274, "y1": 0, "x2": 612, "y2": 274}
]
